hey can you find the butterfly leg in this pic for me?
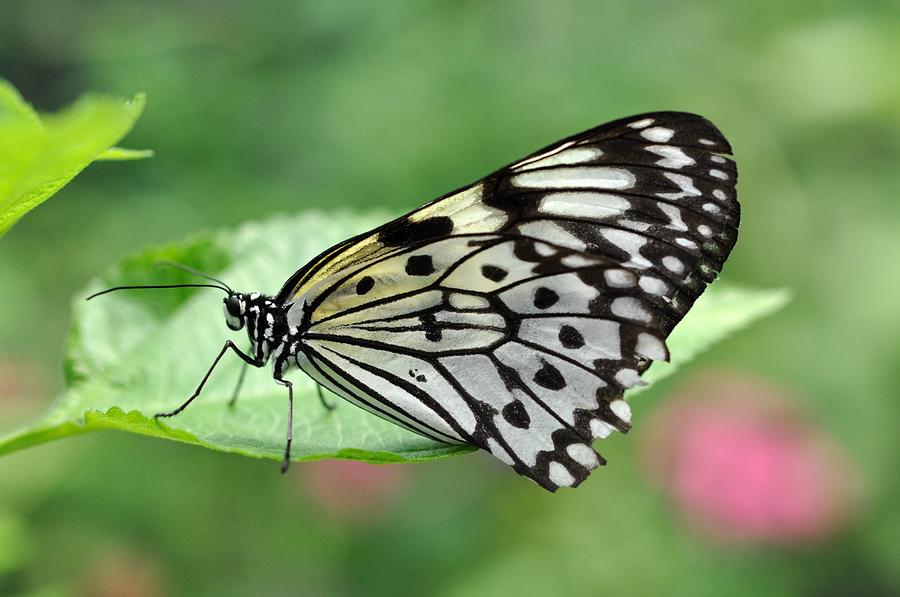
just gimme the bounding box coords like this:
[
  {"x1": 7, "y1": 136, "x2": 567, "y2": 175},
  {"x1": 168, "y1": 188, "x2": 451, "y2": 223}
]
[
  {"x1": 228, "y1": 360, "x2": 250, "y2": 408},
  {"x1": 156, "y1": 340, "x2": 262, "y2": 419},
  {"x1": 275, "y1": 377, "x2": 293, "y2": 473},
  {"x1": 316, "y1": 383, "x2": 336, "y2": 411}
]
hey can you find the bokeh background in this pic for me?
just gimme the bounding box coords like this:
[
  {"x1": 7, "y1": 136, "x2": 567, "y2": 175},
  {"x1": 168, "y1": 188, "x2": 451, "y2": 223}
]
[{"x1": 1, "y1": 1, "x2": 898, "y2": 595}]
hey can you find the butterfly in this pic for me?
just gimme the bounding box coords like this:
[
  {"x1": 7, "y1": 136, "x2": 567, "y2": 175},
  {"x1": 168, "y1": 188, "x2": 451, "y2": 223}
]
[{"x1": 90, "y1": 112, "x2": 738, "y2": 491}]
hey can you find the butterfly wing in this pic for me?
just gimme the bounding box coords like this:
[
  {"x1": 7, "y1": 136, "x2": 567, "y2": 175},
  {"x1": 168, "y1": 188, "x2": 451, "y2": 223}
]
[{"x1": 283, "y1": 112, "x2": 739, "y2": 490}]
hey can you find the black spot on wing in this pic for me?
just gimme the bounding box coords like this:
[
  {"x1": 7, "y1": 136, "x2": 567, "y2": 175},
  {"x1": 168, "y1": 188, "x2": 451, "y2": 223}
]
[
  {"x1": 406, "y1": 369, "x2": 427, "y2": 382},
  {"x1": 355, "y1": 276, "x2": 375, "y2": 295},
  {"x1": 379, "y1": 216, "x2": 454, "y2": 246},
  {"x1": 558, "y1": 325, "x2": 585, "y2": 349},
  {"x1": 405, "y1": 255, "x2": 435, "y2": 276},
  {"x1": 533, "y1": 359, "x2": 566, "y2": 390},
  {"x1": 481, "y1": 265, "x2": 508, "y2": 282},
  {"x1": 533, "y1": 287, "x2": 559, "y2": 309},
  {"x1": 420, "y1": 312, "x2": 442, "y2": 342},
  {"x1": 502, "y1": 400, "x2": 531, "y2": 429}
]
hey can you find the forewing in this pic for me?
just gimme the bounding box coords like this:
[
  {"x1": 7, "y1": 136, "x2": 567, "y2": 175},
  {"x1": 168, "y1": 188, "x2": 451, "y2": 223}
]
[
  {"x1": 278, "y1": 111, "x2": 737, "y2": 324},
  {"x1": 287, "y1": 112, "x2": 739, "y2": 490}
]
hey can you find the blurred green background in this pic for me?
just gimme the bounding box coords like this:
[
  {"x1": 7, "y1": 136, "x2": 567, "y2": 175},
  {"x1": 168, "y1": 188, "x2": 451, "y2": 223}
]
[{"x1": 1, "y1": 1, "x2": 898, "y2": 595}]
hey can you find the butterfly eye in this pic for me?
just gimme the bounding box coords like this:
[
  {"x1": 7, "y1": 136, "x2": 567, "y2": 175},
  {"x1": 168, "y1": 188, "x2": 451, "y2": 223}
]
[
  {"x1": 225, "y1": 295, "x2": 242, "y2": 316},
  {"x1": 224, "y1": 295, "x2": 244, "y2": 330}
]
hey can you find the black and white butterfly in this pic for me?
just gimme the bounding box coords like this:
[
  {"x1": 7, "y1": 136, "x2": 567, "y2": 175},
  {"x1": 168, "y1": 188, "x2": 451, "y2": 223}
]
[{"x1": 91, "y1": 112, "x2": 738, "y2": 491}]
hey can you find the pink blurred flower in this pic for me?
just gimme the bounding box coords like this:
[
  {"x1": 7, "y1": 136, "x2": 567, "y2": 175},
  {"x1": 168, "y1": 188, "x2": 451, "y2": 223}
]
[
  {"x1": 0, "y1": 356, "x2": 42, "y2": 406},
  {"x1": 639, "y1": 372, "x2": 862, "y2": 546},
  {"x1": 0, "y1": 356, "x2": 46, "y2": 427},
  {"x1": 81, "y1": 545, "x2": 166, "y2": 597},
  {"x1": 298, "y1": 460, "x2": 410, "y2": 524}
]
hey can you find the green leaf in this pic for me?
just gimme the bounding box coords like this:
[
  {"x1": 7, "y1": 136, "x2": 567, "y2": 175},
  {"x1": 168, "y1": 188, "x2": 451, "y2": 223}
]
[
  {"x1": 0, "y1": 79, "x2": 150, "y2": 237},
  {"x1": 0, "y1": 212, "x2": 788, "y2": 464}
]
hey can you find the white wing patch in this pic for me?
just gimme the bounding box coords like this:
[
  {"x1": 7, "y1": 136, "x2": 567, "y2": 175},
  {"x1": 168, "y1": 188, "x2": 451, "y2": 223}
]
[
  {"x1": 512, "y1": 146, "x2": 603, "y2": 171},
  {"x1": 538, "y1": 192, "x2": 632, "y2": 219},
  {"x1": 511, "y1": 167, "x2": 636, "y2": 190}
]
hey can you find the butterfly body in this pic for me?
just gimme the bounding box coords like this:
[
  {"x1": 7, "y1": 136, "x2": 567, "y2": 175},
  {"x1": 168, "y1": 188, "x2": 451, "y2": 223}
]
[{"x1": 141, "y1": 111, "x2": 739, "y2": 491}]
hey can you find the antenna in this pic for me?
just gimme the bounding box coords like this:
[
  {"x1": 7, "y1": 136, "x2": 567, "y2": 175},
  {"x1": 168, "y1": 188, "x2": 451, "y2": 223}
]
[
  {"x1": 86, "y1": 283, "x2": 231, "y2": 301},
  {"x1": 155, "y1": 260, "x2": 233, "y2": 293}
]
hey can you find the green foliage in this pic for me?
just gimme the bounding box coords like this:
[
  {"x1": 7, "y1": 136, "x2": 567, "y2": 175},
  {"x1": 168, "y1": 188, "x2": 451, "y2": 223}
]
[
  {"x1": 0, "y1": 508, "x2": 29, "y2": 577},
  {"x1": 0, "y1": 80, "x2": 149, "y2": 237},
  {"x1": 0, "y1": 211, "x2": 787, "y2": 464}
]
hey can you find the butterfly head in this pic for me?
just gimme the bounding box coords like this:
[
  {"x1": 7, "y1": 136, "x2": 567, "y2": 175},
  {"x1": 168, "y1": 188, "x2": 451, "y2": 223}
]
[
  {"x1": 223, "y1": 292, "x2": 287, "y2": 363},
  {"x1": 223, "y1": 292, "x2": 277, "y2": 331}
]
